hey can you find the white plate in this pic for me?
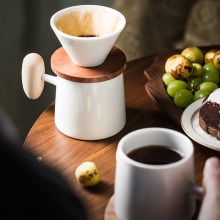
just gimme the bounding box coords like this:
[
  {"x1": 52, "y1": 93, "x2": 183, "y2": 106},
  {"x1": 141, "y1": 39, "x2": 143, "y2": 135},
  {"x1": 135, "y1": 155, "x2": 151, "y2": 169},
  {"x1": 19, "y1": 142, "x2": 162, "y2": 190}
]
[{"x1": 181, "y1": 98, "x2": 220, "y2": 151}]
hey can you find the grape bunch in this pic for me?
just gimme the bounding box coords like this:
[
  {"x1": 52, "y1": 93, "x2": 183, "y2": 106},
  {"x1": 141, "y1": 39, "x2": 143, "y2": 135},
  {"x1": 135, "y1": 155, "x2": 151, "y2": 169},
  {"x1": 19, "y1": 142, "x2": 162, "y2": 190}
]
[{"x1": 162, "y1": 47, "x2": 220, "y2": 109}]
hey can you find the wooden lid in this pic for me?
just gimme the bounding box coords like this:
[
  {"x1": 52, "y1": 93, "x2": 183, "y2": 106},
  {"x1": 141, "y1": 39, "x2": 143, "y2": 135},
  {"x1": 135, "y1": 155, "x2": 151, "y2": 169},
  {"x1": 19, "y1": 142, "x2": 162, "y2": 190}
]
[{"x1": 51, "y1": 46, "x2": 126, "y2": 83}]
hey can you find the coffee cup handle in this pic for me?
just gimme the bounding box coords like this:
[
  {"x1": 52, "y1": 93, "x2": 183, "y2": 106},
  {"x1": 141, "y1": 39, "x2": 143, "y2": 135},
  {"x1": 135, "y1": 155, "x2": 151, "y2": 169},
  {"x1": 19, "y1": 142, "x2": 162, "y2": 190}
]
[
  {"x1": 22, "y1": 53, "x2": 57, "y2": 100},
  {"x1": 22, "y1": 53, "x2": 45, "y2": 99},
  {"x1": 186, "y1": 183, "x2": 204, "y2": 196}
]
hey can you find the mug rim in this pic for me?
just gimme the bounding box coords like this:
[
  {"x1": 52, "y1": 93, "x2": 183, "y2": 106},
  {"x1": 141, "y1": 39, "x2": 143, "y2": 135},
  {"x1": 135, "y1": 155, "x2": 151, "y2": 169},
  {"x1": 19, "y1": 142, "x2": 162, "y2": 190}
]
[
  {"x1": 50, "y1": 5, "x2": 126, "y2": 41},
  {"x1": 117, "y1": 127, "x2": 194, "y2": 169}
]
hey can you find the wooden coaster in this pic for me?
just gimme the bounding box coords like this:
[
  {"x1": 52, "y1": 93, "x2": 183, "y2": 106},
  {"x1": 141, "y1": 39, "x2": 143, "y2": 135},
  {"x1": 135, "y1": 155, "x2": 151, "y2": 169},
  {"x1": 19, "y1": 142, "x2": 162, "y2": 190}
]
[
  {"x1": 104, "y1": 195, "x2": 120, "y2": 220},
  {"x1": 51, "y1": 46, "x2": 126, "y2": 83}
]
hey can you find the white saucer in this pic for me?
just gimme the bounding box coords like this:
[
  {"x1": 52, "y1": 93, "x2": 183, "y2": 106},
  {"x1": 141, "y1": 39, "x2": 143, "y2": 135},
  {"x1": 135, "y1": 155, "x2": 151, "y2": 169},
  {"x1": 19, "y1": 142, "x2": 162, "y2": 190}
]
[{"x1": 181, "y1": 98, "x2": 220, "y2": 151}]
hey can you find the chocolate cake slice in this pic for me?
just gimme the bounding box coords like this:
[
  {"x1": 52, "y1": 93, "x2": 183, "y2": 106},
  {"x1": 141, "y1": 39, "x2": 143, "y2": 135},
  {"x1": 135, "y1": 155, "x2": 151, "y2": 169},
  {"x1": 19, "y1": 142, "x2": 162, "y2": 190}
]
[{"x1": 199, "y1": 88, "x2": 220, "y2": 140}]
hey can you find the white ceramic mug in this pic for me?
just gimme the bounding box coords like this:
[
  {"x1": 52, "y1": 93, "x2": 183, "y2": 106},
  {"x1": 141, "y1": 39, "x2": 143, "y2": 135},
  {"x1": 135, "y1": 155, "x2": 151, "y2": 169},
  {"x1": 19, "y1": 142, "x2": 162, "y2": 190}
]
[
  {"x1": 114, "y1": 128, "x2": 202, "y2": 220},
  {"x1": 50, "y1": 5, "x2": 126, "y2": 67}
]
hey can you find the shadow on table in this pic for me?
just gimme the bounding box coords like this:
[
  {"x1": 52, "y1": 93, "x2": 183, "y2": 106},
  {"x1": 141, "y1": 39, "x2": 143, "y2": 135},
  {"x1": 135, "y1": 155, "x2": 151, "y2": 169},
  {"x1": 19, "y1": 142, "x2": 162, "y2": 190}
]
[{"x1": 83, "y1": 180, "x2": 112, "y2": 195}]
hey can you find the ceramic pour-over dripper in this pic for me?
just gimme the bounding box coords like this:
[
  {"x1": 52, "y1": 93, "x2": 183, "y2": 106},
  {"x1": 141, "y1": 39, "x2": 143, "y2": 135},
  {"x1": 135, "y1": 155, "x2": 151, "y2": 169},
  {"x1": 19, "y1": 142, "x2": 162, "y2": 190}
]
[
  {"x1": 22, "y1": 46, "x2": 127, "y2": 140},
  {"x1": 50, "y1": 5, "x2": 126, "y2": 67}
]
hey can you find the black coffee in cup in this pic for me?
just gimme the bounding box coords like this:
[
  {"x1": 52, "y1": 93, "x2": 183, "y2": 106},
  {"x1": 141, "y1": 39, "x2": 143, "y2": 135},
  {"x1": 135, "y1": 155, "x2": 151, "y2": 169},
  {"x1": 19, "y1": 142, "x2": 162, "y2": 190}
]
[
  {"x1": 127, "y1": 145, "x2": 184, "y2": 165},
  {"x1": 78, "y1": 35, "x2": 99, "y2": 37}
]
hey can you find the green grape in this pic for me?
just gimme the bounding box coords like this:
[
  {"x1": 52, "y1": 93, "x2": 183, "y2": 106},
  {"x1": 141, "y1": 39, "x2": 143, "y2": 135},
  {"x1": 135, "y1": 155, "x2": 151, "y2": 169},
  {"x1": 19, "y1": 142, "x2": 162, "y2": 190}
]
[
  {"x1": 202, "y1": 72, "x2": 219, "y2": 84},
  {"x1": 162, "y1": 72, "x2": 175, "y2": 86},
  {"x1": 194, "y1": 90, "x2": 209, "y2": 101},
  {"x1": 199, "y1": 82, "x2": 218, "y2": 94},
  {"x1": 203, "y1": 63, "x2": 220, "y2": 76},
  {"x1": 167, "y1": 80, "x2": 187, "y2": 97},
  {"x1": 191, "y1": 63, "x2": 204, "y2": 77},
  {"x1": 174, "y1": 89, "x2": 194, "y2": 108},
  {"x1": 187, "y1": 77, "x2": 203, "y2": 92}
]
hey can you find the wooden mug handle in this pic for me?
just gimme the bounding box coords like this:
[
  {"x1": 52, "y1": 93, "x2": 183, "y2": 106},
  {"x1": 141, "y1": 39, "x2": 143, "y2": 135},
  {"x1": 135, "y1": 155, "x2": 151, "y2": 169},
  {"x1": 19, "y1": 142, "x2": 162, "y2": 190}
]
[{"x1": 22, "y1": 53, "x2": 45, "y2": 99}]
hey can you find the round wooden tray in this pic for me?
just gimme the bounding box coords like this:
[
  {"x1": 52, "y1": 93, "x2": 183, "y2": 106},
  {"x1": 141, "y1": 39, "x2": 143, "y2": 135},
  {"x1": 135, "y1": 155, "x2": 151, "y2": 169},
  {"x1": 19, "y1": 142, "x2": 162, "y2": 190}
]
[
  {"x1": 51, "y1": 46, "x2": 126, "y2": 83},
  {"x1": 144, "y1": 45, "x2": 220, "y2": 127}
]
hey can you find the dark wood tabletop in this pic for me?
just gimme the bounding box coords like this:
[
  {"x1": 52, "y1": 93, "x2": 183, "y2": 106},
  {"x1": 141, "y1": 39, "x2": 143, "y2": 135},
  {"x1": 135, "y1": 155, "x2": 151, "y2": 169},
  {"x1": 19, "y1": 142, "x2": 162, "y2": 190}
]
[{"x1": 23, "y1": 54, "x2": 220, "y2": 220}]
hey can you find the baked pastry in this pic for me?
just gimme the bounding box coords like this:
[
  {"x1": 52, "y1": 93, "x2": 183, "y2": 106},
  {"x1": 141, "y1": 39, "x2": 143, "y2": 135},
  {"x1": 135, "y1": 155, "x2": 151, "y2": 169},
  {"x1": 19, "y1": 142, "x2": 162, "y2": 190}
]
[{"x1": 199, "y1": 88, "x2": 220, "y2": 140}]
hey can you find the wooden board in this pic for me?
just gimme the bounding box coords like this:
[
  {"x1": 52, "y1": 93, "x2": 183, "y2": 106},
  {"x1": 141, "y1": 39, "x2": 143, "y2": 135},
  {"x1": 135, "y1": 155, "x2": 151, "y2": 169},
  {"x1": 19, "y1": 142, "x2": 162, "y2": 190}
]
[{"x1": 144, "y1": 45, "x2": 220, "y2": 127}]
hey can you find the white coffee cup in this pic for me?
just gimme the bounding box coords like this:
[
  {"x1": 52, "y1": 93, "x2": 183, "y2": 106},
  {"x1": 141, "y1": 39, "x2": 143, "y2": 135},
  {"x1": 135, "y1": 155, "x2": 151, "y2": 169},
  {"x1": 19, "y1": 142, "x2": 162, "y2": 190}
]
[
  {"x1": 50, "y1": 5, "x2": 126, "y2": 67},
  {"x1": 114, "y1": 128, "x2": 202, "y2": 220}
]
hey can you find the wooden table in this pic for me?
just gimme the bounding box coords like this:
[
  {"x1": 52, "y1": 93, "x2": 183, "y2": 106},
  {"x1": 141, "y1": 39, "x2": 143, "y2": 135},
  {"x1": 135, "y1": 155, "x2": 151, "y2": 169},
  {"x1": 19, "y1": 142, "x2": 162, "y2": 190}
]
[{"x1": 23, "y1": 54, "x2": 220, "y2": 220}]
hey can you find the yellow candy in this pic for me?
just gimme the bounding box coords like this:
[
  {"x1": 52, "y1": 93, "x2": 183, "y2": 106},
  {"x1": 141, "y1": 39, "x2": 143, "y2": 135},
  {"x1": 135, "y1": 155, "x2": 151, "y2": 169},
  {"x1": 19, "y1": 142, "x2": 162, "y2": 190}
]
[{"x1": 75, "y1": 162, "x2": 100, "y2": 187}]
